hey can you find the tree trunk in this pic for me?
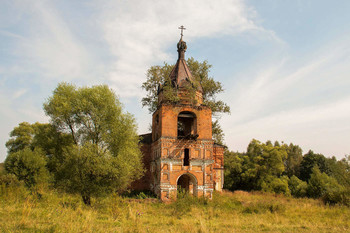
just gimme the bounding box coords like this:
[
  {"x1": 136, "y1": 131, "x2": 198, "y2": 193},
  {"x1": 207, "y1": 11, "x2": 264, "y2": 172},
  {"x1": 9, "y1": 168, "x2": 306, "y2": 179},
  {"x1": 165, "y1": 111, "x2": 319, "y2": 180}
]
[{"x1": 82, "y1": 195, "x2": 91, "y2": 206}]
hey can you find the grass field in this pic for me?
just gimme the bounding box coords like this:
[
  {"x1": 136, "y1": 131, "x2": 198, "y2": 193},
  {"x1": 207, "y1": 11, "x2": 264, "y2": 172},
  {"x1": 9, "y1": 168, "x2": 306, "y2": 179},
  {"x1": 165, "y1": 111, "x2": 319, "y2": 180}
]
[{"x1": 1, "y1": 186, "x2": 349, "y2": 233}]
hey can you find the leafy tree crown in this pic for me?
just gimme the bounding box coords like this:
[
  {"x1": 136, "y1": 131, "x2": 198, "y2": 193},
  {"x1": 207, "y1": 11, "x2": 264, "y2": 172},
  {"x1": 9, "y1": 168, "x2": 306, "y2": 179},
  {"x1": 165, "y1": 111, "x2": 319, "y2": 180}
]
[{"x1": 141, "y1": 58, "x2": 230, "y2": 115}]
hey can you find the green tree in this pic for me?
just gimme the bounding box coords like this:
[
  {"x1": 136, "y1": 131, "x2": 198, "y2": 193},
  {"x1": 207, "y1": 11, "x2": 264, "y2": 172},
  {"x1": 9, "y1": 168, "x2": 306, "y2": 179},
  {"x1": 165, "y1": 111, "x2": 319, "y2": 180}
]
[
  {"x1": 31, "y1": 123, "x2": 74, "y2": 173},
  {"x1": 141, "y1": 58, "x2": 230, "y2": 115},
  {"x1": 212, "y1": 120, "x2": 225, "y2": 145},
  {"x1": 307, "y1": 166, "x2": 344, "y2": 200},
  {"x1": 306, "y1": 163, "x2": 350, "y2": 205},
  {"x1": 224, "y1": 150, "x2": 243, "y2": 190},
  {"x1": 261, "y1": 176, "x2": 290, "y2": 195},
  {"x1": 4, "y1": 148, "x2": 49, "y2": 188},
  {"x1": 5, "y1": 122, "x2": 73, "y2": 173},
  {"x1": 43, "y1": 83, "x2": 144, "y2": 205},
  {"x1": 324, "y1": 156, "x2": 350, "y2": 188},
  {"x1": 284, "y1": 143, "x2": 303, "y2": 177},
  {"x1": 141, "y1": 62, "x2": 175, "y2": 113},
  {"x1": 141, "y1": 58, "x2": 230, "y2": 144},
  {"x1": 288, "y1": 175, "x2": 307, "y2": 197},
  {"x1": 300, "y1": 150, "x2": 327, "y2": 181},
  {"x1": 5, "y1": 122, "x2": 34, "y2": 154},
  {"x1": 56, "y1": 143, "x2": 132, "y2": 205},
  {"x1": 186, "y1": 58, "x2": 230, "y2": 114},
  {"x1": 239, "y1": 139, "x2": 288, "y2": 191}
]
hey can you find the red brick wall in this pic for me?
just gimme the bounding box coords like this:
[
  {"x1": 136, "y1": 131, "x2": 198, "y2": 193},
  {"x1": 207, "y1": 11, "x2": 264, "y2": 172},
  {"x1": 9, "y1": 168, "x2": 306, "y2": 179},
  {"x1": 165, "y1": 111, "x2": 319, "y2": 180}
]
[{"x1": 130, "y1": 142, "x2": 152, "y2": 191}]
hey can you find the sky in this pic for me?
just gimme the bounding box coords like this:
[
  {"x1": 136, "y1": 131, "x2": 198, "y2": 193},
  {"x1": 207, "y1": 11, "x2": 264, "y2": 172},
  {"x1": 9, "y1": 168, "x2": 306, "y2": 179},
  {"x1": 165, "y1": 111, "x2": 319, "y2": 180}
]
[{"x1": 1, "y1": 0, "x2": 350, "y2": 162}]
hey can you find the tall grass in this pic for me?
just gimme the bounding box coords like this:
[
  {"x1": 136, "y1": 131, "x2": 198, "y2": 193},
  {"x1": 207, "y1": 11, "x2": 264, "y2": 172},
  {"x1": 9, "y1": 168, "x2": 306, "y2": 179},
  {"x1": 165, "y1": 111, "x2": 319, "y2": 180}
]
[{"x1": 1, "y1": 186, "x2": 349, "y2": 232}]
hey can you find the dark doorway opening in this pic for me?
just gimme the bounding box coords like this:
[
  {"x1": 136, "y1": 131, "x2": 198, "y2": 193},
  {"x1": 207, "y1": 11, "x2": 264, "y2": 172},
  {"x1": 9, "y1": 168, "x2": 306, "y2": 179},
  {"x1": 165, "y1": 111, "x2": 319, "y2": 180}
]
[
  {"x1": 177, "y1": 174, "x2": 198, "y2": 197},
  {"x1": 177, "y1": 174, "x2": 190, "y2": 192}
]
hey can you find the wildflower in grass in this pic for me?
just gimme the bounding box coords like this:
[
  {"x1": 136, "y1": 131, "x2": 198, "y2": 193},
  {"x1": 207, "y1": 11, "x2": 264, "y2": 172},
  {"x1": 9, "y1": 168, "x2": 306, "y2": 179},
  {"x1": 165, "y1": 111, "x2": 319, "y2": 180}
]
[{"x1": 136, "y1": 210, "x2": 143, "y2": 217}]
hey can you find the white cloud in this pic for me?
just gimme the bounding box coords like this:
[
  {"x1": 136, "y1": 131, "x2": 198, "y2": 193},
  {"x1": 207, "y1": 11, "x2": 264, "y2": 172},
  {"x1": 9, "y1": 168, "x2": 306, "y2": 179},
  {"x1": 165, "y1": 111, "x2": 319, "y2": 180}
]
[
  {"x1": 0, "y1": 0, "x2": 100, "y2": 83},
  {"x1": 95, "y1": 0, "x2": 266, "y2": 97},
  {"x1": 20, "y1": 1, "x2": 92, "y2": 80},
  {"x1": 13, "y1": 88, "x2": 27, "y2": 99},
  {"x1": 0, "y1": 30, "x2": 24, "y2": 40}
]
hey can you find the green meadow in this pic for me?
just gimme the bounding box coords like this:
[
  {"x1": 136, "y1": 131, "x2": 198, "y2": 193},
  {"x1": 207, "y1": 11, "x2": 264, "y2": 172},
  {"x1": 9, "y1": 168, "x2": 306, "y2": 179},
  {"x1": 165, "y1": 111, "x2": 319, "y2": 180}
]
[{"x1": 1, "y1": 186, "x2": 349, "y2": 233}]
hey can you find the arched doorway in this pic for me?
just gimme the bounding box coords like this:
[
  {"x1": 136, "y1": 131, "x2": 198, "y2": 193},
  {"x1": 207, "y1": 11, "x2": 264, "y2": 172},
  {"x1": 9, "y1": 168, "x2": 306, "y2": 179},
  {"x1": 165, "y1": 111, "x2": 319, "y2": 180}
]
[{"x1": 177, "y1": 173, "x2": 198, "y2": 197}]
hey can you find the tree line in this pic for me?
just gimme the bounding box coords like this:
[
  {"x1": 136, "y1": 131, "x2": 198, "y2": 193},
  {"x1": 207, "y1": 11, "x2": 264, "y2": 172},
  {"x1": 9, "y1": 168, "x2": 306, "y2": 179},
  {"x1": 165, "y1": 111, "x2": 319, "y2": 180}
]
[{"x1": 224, "y1": 139, "x2": 350, "y2": 205}]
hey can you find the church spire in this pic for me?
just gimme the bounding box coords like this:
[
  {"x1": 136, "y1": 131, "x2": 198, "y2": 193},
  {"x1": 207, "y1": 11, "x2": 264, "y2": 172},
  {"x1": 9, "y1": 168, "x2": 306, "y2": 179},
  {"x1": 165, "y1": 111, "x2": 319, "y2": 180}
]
[
  {"x1": 157, "y1": 26, "x2": 203, "y2": 106},
  {"x1": 168, "y1": 26, "x2": 203, "y2": 94}
]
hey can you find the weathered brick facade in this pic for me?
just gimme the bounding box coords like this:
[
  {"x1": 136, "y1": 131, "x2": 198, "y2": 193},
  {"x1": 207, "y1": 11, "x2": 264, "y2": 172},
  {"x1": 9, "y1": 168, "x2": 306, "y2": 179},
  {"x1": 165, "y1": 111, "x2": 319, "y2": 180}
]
[{"x1": 132, "y1": 36, "x2": 224, "y2": 201}]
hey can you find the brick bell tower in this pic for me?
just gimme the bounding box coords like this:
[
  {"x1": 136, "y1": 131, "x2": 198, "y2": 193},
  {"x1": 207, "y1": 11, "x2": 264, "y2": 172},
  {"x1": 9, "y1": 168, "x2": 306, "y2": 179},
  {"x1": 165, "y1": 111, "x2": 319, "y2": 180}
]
[{"x1": 134, "y1": 27, "x2": 224, "y2": 201}]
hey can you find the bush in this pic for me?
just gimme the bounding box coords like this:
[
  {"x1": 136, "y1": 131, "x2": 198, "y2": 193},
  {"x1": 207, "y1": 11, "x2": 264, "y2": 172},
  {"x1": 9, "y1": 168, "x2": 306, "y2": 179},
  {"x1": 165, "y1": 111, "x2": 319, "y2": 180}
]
[
  {"x1": 261, "y1": 176, "x2": 291, "y2": 196},
  {"x1": 322, "y1": 180, "x2": 348, "y2": 205},
  {"x1": 307, "y1": 166, "x2": 328, "y2": 198},
  {"x1": 0, "y1": 173, "x2": 29, "y2": 201},
  {"x1": 288, "y1": 175, "x2": 307, "y2": 197},
  {"x1": 4, "y1": 148, "x2": 49, "y2": 188},
  {"x1": 0, "y1": 173, "x2": 20, "y2": 187},
  {"x1": 307, "y1": 166, "x2": 349, "y2": 205}
]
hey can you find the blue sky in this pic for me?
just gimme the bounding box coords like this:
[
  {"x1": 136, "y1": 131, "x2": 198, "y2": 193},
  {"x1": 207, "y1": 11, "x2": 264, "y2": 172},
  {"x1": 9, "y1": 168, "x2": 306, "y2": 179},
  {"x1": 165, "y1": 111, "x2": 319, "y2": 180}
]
[{"x1": 1, "y1": 0, "x2": 350, "y2": 162}]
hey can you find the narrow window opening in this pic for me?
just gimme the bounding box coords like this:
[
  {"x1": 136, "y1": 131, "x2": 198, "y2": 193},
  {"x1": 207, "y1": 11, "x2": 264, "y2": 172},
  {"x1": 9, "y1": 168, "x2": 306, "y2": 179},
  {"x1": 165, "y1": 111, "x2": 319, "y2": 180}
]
[{"x1": 184, "y1": 148, "x2": 190, "y2": 166}]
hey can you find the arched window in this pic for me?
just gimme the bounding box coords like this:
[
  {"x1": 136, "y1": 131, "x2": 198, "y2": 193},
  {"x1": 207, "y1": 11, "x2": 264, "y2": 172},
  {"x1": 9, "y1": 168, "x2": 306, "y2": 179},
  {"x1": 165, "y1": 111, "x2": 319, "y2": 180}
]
[
  {"x1": 177, "y1": 111, "x2": 197, "y2": 139},
  {"x1": 184, "y1": 148, "x2": 190, "y2": 166}
]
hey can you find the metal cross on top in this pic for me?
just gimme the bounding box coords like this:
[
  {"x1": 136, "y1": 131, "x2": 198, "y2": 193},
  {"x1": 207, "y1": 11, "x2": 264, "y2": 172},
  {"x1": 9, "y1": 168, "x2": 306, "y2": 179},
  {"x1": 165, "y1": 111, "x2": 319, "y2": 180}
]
[{"x1": 178, "y1": 25, "x2": 186, "y2": 39}]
